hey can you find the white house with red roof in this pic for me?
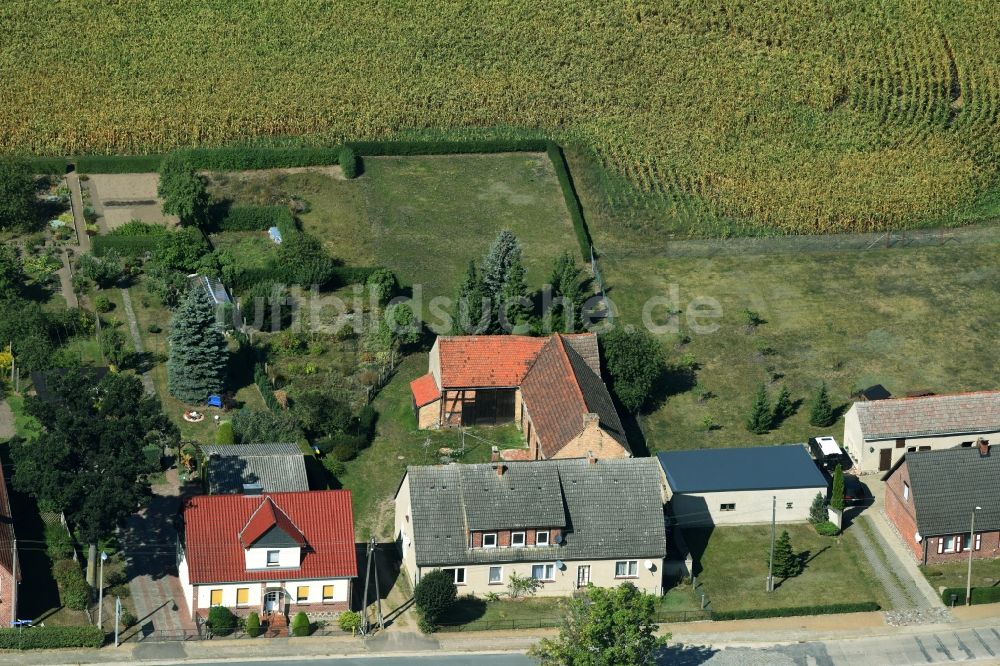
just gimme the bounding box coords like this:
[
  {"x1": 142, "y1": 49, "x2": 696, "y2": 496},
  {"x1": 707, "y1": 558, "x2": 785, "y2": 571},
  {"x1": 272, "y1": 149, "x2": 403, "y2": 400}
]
[
  {"x1": 177, "y1": 490, "x2": 357, "y2": 623},
  {"x1": 410, "y1": 333, "x2": 630, "y2": 461},
  {"x1": 843, "y1": 390, "x2": 1000, "y2": 472}
]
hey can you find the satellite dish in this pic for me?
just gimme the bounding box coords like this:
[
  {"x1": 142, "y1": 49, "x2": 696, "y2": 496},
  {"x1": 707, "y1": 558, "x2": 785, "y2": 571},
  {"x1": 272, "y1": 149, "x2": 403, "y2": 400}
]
[
  {"x1": 914, "y1": 532, "x2": 922, "y2": 542},
  {"x1": 555, "y1": 560, "x2": 565, "y2": 570},
  {"x1": 644, "y1": 559, "x2": 654, "y2": 571},
  {"x1": 554, "y1": 534, "x2": 563, "y2": 544}
]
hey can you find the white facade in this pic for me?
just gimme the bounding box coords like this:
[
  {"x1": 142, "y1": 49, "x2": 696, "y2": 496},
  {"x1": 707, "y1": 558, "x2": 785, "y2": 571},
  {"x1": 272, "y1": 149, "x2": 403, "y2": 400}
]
[
  {"x1": 244, "y1": 546, "x2": 300, "y2": 570},
  {"x1": 843, "y1": 404, "x2": 1000, "y2": 472},
  {"x1": 394, "y1": 475, "x2": 418, "y2": 585},
  {"x1": 670, "y1": 486, "x2": 826, "y2": 527}
]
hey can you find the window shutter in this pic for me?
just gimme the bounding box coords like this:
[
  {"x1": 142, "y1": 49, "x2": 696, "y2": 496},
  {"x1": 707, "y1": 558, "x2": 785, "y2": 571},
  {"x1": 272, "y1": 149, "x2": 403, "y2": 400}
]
[
  {"x1": 937, "y1": 538, "x2": 943, "y2": 554},
  {"x1": 975, "y1": 533, "x2": 982, "y2": 551},
  {"x1": 957, "y1": 535, "x2": 963, "y2": 552}
]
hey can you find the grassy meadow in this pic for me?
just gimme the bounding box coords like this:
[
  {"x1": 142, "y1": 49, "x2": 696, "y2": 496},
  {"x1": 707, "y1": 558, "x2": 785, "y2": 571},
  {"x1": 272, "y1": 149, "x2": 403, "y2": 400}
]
[{"x1": 4, "y1": 2, "x2": 1000, "y2": 233}]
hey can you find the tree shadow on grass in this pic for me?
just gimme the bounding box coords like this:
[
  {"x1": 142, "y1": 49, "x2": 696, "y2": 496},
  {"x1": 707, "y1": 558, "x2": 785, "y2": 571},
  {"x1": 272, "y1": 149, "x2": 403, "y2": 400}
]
[{"x1": 436, "y1": 595, "x2": 488, "y2": 625}]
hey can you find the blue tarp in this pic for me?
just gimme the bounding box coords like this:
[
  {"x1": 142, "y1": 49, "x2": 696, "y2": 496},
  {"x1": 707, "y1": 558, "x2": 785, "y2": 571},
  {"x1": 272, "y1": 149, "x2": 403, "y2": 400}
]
[
  {"x1": 268, "y1": 226, "x2": 283, "y2": 244},
  {"x1": 207, "y1": 395, "x2": 223, "y2": 408}
]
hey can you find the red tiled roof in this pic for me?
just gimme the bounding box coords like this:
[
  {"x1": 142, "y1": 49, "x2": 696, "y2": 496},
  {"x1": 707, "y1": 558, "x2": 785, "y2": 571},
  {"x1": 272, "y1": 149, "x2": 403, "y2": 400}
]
[
  {"x1": 410, "y1": 373, "x2": 440, "y2": 407},
  {"x1": 183, "y1": 491, "x2": 357, "y2": 584},
  {"x1": 239, "y1": 496, "x2": 307, "y2": 548},
  {"x1": 437, "y1": 336, "x2": 547, "y2": 387},
  {"x1": 856, "y1": 390, "x2": 1000, "y2": 440},
  {"x1": 0, "y1": 462, "x2": 16, "y2": 580}
]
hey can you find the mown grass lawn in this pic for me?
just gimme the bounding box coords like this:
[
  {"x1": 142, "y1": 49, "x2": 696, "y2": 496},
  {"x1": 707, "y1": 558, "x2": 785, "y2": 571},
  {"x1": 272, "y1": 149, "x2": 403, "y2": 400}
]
[
  {"x1": 437, "y1": 596, "x2": 564, "y2": 630},
  {"x1": 685, "y1": 524, "x2": 888, "y2": 612},
  {"x1": 922, "y1": 559, "x2": 1000, "y2": 594}
]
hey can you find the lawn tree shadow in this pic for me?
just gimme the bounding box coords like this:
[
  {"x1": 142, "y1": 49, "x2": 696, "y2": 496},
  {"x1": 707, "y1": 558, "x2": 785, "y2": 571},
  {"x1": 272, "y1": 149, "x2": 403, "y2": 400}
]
[
  {"x1": 643, "y1": 358, "x2": 699, "y2": 414},
  {"x1": 437, "y1": 595, "x2": 488, "y2": 625},
  {"x1": 655, "y1": 643, "x2": 719, "y2": 665},
  {"x1": 125, "y1": 350, "x2": 157, "y2": 374},
  {"x1": 770, "y1": 398, "x2": 804, "y2": 429}
]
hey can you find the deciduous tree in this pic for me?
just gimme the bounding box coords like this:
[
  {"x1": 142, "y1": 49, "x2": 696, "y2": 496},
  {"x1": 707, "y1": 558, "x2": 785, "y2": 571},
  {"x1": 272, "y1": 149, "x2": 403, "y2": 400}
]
[
  {"x1": 414, "y1": 569, "x2": 457, "y2": 631},
  {"x1": 158, "y1": 153, "x2": 209, "y2": 226},
  {"x1": 167, "y1": 287, "x2": 228, "y2": 403},
  {"x1": 600, "y1": 327, "x2": 667, "y2": 414},
  {"x1": 0, "y1": 157, "x2": 36, "y2": 231}
]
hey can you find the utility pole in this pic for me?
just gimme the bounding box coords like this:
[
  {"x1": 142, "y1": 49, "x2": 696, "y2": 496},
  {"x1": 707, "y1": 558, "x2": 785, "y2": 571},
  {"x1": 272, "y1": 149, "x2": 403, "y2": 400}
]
[
  {"x1": 766, "y1": 495, "x2": 776, "y2": 592},
  {"x1": 114, "y1": 597, "x2": 121, "y2": 647},
  {"x1": 360, "y1": 537, "x2": 383, "y2": 635},
  {"x1": 97, "y1": 551, "x2": 107, "y2": 629},
  {"x1": 966, "y1": 506, "x2": 981, "y2": 605}
]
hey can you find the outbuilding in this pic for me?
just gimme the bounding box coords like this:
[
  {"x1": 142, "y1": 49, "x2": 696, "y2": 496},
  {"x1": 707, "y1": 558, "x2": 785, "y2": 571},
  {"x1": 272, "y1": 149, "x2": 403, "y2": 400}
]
[{"x1": 658, "y1": 445, "x2": 828, "y2": 527}]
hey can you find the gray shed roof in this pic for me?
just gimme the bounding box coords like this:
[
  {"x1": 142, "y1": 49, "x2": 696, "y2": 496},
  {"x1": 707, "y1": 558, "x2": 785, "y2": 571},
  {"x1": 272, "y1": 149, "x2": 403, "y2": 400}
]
[
  {"x1": 202, "y1": 443, "x2": 309, "y2": 494},
  {"x1": 657, "y1": 445, "x2": 828, "y2": 494},
  {"x1": 403, "y1": 458, "x2": 666, "y2": 567},
  {"x1": 855, "y1": 391, "x2": 1000, "y2": 440},
  {"x1": 901, "y1": 447, "x2": 1000, "y2": 536}
]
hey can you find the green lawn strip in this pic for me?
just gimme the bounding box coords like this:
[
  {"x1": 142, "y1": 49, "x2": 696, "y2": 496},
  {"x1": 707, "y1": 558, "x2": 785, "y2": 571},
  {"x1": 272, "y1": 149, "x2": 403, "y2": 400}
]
[
  {"x1": 6, "y1": 394, "x2": 42, "y2": 441},
  {"x1": 594, "y1": 243, "x2": 1000, "y2": 452},
  {"x1": 921, "y1": 557, "x2": 1000, "y2": 593},
  {"x1": 437, "y1": 597, "x2": 564, "y2": 630},
  {"x1": 685, "y1": 524, "x2": 881, "y2": 613},
  {"x1": 361, "y1": 153, "x2": 577, "y2": 303}
]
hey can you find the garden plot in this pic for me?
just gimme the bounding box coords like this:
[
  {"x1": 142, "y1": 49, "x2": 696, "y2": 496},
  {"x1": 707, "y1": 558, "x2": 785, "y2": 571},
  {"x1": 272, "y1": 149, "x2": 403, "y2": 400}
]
[{"x1": 86, "y1": 173, "x2": 178, "y2": 230}]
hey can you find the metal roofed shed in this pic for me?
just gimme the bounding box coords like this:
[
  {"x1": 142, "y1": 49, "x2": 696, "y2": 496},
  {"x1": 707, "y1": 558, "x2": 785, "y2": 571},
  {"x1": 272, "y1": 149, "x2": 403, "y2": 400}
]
[
  {"x1": 658, "y1": 445, "x2": 828, "y2": 527},
  {"x1": 201, "y1": 443, "x2": 309, "y2": 494}
]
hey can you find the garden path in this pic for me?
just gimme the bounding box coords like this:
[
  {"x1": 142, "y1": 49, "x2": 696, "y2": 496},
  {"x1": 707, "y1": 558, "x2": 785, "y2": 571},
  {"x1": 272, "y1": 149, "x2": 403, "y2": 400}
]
[
  {"x1": 0, "y1": 399, "x2": 13, "y2": 440},
  {"x1": 121, "y1": 288, "x2": 156, "y2": 395}
]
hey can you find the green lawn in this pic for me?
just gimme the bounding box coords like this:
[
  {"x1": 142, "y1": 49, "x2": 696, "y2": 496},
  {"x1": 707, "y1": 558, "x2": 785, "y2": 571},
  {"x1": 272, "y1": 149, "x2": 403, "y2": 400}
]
[
  {"x1": 339, "y1": 353, "x2": 526, "y2": 542},
  {"x1": 5, "y1": 394, "x2": 42, "y2": 441},
  {"x1": 922, "y1": 559, "x2": 1000, "y2": 593},
  {"x1": 438, "y1": 596, "x2": 564, "y2": 630},
  {"x1": 684, "y1": 524, "x2": 888, "y2": 612}
]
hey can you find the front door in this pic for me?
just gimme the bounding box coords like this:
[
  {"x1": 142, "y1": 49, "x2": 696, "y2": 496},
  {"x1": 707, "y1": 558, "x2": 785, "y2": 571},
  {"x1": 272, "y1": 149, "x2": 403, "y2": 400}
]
[
  {"x1": 264, "y1": 591, "x2": 280, "y2": 612},
  {"x1": 878, "y1": 448, "x2": 892, "y2": 471},
  {"x1": 577, "y1": 565, "x2": 591, "y2": 588}
]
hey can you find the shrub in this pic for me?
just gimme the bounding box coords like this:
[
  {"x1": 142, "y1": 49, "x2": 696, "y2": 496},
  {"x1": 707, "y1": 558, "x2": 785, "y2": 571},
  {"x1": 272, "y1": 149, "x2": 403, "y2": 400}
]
[
  {"x1": 208, "y1": 605, "x2": 238, "y2": 636},
  {"x1": 52, "y1": 558, "x2": 83, "y2": 586},
  {"x1": 245, "y1": 611, "x2": 261, "y2": 637},
  {"x1": 110, "y1": 220, "x2": 167, "y2": 236},
  {"x1": 63, "y1": 575, "x2": 90, "y2": 610},
  {"x1": 507, "y1": 572, "x2": 541, "y2": 599},
  {"x1": 941, "y1": 587, "x2": 1000, "y2": 605},
  {"x1": 147, "y1": 323, "x2": 162, "y2": 333},
  {"x1": 322, "y1": 456, "x2": 346, "y2": 478},
  {"x1": 814, "y1": 521, "x2": 840, "y2": 536},
  {"x1": 291, "y1": 611, "x2": 311, "y2": 636},
  {"x1": 215, "y1": 205, "x2": 292, "y2": 232},
  {"x1": 808, "y1": 492, "x2": 827, "y2": 525},
  {"x1": 331, "y1": 440, "x2": 359, "y2": 462},
  {"x1": 141, "y1": 443, "x2": 162, "y2": 469},
  {"x1": 414, "y1": 569, "x2": 457, "y2": 630},
  {"x1": 119, "y1": 608, "x2": 137, "y2": 628},
  {"x1": 338, "y1": 610, "x2": 362, "y2": 633},
  {"x1": 92, "y1": 234, "x2": 160, "y2": 258},
  {"x1": 105, "y1": 568, "x2": 127, "y2": 587},
  {"x1": 215, "y1": 420, "x2": 235, "y2": 445},
  {"x1": 366, "y1": 268, "x2": 397, "y2": 305},
  {"x1": 711, "y1": 602, "x2": 879, "y2": 620},
  {"x1": 44, "y1": 524, "x2": 74, "y2": 560},
  {"x1": 0, "y1": 625, "x2": 105, "y2": 649},
  {"x1": 339, "y1": 146, "x2": 360, "y2": 178},
  {"x1": 109, "y1": 583, "x2": 130, "y2": 599}
]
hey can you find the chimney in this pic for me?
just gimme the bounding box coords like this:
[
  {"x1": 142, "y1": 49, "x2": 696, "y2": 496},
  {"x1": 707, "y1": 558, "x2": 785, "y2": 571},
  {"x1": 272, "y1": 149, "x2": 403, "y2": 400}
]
[
  {"x1": 587, "y1": 450, "x2": 597, "y2": 465},
  {"x1": 496, "y1": 463, "x2": 506, "y2": 477},
  {"x1": 978, "y1": 438, "x2": 990, "y2": 457},
  {"x1": 582, "y1": 412, "x2": 600, "y2": 429},
  {"x1": 491, "y1": 446, "x2": 500, "y2": 462}
]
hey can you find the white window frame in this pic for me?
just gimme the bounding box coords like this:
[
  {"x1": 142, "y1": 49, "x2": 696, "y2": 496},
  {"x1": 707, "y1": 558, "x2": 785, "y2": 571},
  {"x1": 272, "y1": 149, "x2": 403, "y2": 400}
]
[
  {"x1": 615, "y1": 560, "x2": 638, "y2": 578},
  {"x1": 531, "y1": 563, "x2": 555, "y2": 581},
  {"x1": 942, "y1": 535, "x2": 958, "y2": 553},
  {"x1": 488, "y1": 566, "x2": 503, "y2": 585},
  {"x1": 535, "y1": 530, "x2": 550, "y2": 546},
  {"x1": 511, "y1": 531, "x2": 526, "y2": 548},
  {"x1": 719, "y1": 503, "x2": 736, "y2": 512},
  {"x1": 443, "y1": 567, "x2": 466, "y2": 585},
  {"x1": 482, "y1": 533, "x2": 498, "y2": 549},
  {"x1": 975, "y1": 533, "x2": 982, "y2": 551},
  {"x1": 903, "y1": 482, "x2": 909, "y2": 501},
  {"x1": 266, "y1": 550, "x2": 280, "y2": 567}
]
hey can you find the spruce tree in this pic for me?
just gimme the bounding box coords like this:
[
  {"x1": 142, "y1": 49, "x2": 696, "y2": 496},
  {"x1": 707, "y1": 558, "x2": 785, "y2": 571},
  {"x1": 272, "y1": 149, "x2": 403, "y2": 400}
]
[
  {"x1": 480, "y1": 230, "x2": 526, "y2": 332},
  {"x1": 549, "y1": 250, "x2": 584, "y2": 333},
  {"x1": 771, "y1": 385, "x2": 793, "y2": 427},
  {"x1": 771, "y1": 530, "x2": 799, "y2": 578},
  {"x1": 746, "y1": 384, "x2": 772, "y2": 434},
  {"x1": 455, "y1": 260, "x2": 487, "y2": 334},
  {"x1": 167, "y1": 287, "x2": 228, "y2": 404},
  {"x1": 830, "y1": 463, "x2": 845, "y2": 512},
  {"x1": 498, "y1": 256, "x2": 528, "y2": 331},
  {"x1": 809, "y1": 382, "x2": 835, "y2": 427},
  {"x1": 808, "y1": 491, "x2": 827, "y2": 524}
]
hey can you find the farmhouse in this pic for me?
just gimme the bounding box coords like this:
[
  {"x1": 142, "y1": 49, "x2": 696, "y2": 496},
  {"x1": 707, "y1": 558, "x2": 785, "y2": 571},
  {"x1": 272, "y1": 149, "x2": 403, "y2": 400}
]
[
  {"x1": 882, "y1": 441, "x2": 1000, "y2": 564},
  {"x1": 843, "y1": 390, "x2": 1000, "y2": 472},
  {"x1": 658, "y1": 445, "x2": 828, "y2": 527},
  {"x1": 410, "y1": 333, "x2": 629, "y2": 460},
  {"x1": 201, "y1": 443, "x2": 309, "y2": 494},
  {"x1": 177, "y1": 490, "x2": 356, "y2": 624},
  {"x1": 0, "y1": 462, "x2": 18, "y2": 627},
  {"x1": 394, "y1": 457, "x2": 667, "y2": 597}
]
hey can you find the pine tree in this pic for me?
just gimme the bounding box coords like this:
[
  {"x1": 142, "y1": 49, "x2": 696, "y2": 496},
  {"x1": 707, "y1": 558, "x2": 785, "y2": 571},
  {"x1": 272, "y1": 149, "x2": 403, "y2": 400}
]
[
  {"x1": 167, "y1": 287, "x2": 228, "y2": 404},
  {"x1": 480, "y1": 230, "x2": 526, "y2": 333},
  {"x1": 771, "y1": 530, "x2": 799, "y2": 578},
  {"x1": 746, "y1": 384, "x2": 772, "y2": 434},
  {"x1": 830, "y1": 463, "x2": 845, "y2": 512},
  {"x1": 498, "y1": 256, "x2": 528, "y2": 332},
  {"x1": 455, "y1": 260, "x2": 487, "y2": 334},
  {"x1": 809, "y1": 382, "x2": 835, "y2": 427},
  {"x1": 548, "y1": 250, "x2": 584, "y2": 333},
  {"x1": 808, "y1": 491, "x2": 827, "y2": 524},
  {"x1": 771, "y1": 385, "x2": 793, "y2": 427}
]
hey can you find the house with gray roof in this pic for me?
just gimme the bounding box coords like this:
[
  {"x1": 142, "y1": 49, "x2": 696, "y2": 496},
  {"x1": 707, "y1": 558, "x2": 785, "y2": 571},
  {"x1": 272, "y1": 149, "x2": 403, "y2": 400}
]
[
  {"x1": 843, "y1": 390, "x2": 1000, "y2": 472},
  {"x1": 657, "y1": 445, "x2": 828, "y2": 527},
  {"x1": 394, "y1": 457, "x2": 667, "y2": 596},
  {"x1": 201, "y1": 443, "x2": 309, "y2": 494},
  {"x1": 882, "y1": 440, "x2": 1000, "y2": 564}
]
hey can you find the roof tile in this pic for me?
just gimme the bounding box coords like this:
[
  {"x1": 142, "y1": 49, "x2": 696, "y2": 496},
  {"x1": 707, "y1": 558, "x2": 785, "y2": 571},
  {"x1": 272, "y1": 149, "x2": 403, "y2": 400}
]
[
  {"x1": 410, "y1": 373, "x2": 440, "y2": 407},
  {"x1": 856, "y1": 391, "x2": 1000, "y2": 440},
  {"x1": 899, "y1": 446, "x2": 1000, "y2": 536}
]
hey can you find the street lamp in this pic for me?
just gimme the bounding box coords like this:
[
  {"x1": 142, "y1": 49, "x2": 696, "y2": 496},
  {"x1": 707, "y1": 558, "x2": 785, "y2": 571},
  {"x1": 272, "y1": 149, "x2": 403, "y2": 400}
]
[
  {"x1": 98, "y1": 551, "x2": 108, "y2": 628},
  {"x1": 966, "y1": 506, "x2": 982, "y2": 606}
]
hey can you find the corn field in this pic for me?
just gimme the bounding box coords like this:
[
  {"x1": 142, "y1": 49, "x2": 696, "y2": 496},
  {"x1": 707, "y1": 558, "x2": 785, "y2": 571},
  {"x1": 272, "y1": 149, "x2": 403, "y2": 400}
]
[{"x1": 2, "y1": 0, "x2": 998, "y2": 234}]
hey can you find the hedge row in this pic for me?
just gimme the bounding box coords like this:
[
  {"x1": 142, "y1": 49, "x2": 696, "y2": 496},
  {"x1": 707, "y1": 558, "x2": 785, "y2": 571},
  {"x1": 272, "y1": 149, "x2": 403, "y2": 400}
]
[
  {"x1": 546, "y1": 142, "x2": 592, "y2": 260},
  {"x1": 254, "y1": 363, "x2": 281, "y2": 411},
  {"x1": 179, "y1": 146, "x2": 342, "y2": 171},
  {"x1": 941, "y1": 587, "x2": 1000, "y2": 605},
  {"x1": 0, "y1": 626, "x2": 104, "y2": 649},
  {"x1": 76, "y1": 154, "x2": 163, "y2": 173},
  {"x1": 711, "y1": 602, "x2": 880, "y2": 621},
  {"x1": 27, "y1": 156, "x2": 69, "y2": 175},
  {"x1": 226, "y1": 263, "x2": 381, "y2": 293},
  {"x1": 349, "y1": 138, "x2": 547, "y2": 156},
  {"x1": 215, "y1": 205, "x2": 294, "y2": 232},
  {"x1": 92, "y1": 234, "x2": 160, "y2": 257}
]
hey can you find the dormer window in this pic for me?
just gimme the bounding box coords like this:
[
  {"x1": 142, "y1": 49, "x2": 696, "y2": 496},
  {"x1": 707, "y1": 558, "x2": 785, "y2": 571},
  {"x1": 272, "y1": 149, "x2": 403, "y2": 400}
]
[
  {"x1": 511, "y1": 532, "x2": 526, "y2": 547},
  {"x1": 483, "y1": 533, "x2": 497, "y2": 548},
  {"x1": 266, "y1": 550, "x2": 280, "y2": 567},
  {"x1": 536, "y1": 530, "x2": 550, "y2": 546}
]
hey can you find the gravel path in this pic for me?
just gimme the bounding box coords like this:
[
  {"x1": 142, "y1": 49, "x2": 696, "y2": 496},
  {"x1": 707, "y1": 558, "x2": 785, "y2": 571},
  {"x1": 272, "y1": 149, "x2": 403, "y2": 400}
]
[
  {"x1": 850, "y1": 516, "x2": 918, "y2": 609},
  {"x1": 0, "y1": 400, "x2": 14, "y2": 441},
  {"x1": 120, "y1": 288, "x2": 156, "y2": 395}
]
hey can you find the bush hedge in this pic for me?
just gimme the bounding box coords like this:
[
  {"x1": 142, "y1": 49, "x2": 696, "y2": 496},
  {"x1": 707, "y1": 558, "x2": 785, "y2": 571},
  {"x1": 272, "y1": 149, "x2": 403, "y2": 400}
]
[
  {"x1": 0, "y1": 626, "x2": 104, "y2": 649},
  {"x1": 339, "y1": 146, "x2": 359, "y2": 179},
  {"x1": 245, "y1": 611, "x2": 261, "y2": 638},
  {"x1": 291, "y1": 611, "x2": 312, "y2": 637},
  {"x1": 350, "y1": 138, "x2": 547, "y2": 156},
  {"x1": 92, "y1": 234, "x2": 160, "y2": 258},
  {"x1": 208, "y1": 605, "x2": 238, "y2": 636},
  {"x1": 941, "y1": 587, "x2": 1000, "y2": 605},
  {"x1": 180, "y1": 146, "x2": 342, "y2": 171},
  {"x1": 814, "y1": 521, "x2": 840, "y2": 536},
  {"x1": 254, "y1": 363, "x2": 282, "y2": 411},
  {"x1": 711, "y1": 602, "x2": 879, "y2": 621},
  {"x1": 75, "y1": 154, "x2": 163, "y2": 173},
  {"x1": 546, "y1": 141, "x2": 592, "y2": 260},
  {"x1": 215, "y1": 205, "x2": 294, "y2": 232},
  {"x1": 27, "y1": 156, "x2": 69, "y2": 174}
]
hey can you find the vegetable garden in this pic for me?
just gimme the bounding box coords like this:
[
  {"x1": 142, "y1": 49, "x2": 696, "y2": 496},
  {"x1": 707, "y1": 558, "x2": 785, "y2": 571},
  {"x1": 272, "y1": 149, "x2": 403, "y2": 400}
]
[{"x1": 2, "y1": 1, "x2": 999, "y2": 234}]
